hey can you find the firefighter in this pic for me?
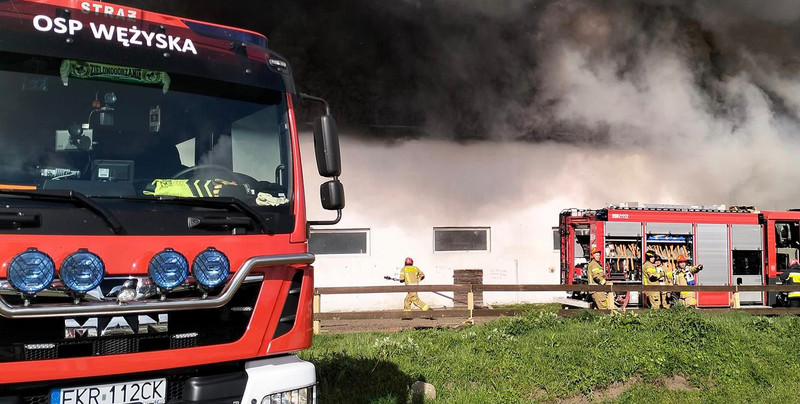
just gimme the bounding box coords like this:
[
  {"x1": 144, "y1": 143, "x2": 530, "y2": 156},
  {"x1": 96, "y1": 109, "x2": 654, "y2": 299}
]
[
  {"x1": 642, "y1": 250, "x2": 664, "y2": 309},
  {"x1": 655, "y1": 256, "x2": 672, "y2": 308},
  {"x1": 779, "y1": 259, "x2": 800, "y2": 307},
  {"x1": 673, "y1": 255, "x2": 703, "y2": 307},
  {"x1": 398, "y1": 257, "x2": 430, "y2": 312},
  {"x1": 587, "y1": 247, "x2": 613, "y2": 309}
]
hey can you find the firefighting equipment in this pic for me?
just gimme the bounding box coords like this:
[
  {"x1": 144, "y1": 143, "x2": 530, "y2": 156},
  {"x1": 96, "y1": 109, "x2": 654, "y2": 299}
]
[
  {"x1": 677, "y1": 254, "x2": 688, "y2": 263},
  {"x1": 591, "y1": 247, "x2": 600, "y2": 255},
  {"x1": 587, "y1": 258, "x2": 613, "y2": 309},
  {"x1": 405, "y1": 257, "x2": 414, "y2": 266},
  {"x1": 143, "y1": 178, "x2": 248, "y2": 198},
  {"x1": 401, "y1": 265, "x2": 429, "y2": 311}
]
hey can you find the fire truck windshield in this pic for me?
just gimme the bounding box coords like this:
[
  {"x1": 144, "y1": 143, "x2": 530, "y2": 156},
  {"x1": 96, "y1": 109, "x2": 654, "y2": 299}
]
[{"x1": 0, "y1": 53, "x2": 294, "y2": 233}]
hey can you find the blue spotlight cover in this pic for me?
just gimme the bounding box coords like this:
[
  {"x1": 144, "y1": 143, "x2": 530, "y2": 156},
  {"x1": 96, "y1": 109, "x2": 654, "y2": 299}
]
[
  {"x1": 192, "y1": 248, "x2": 230, "y2": 288},
  {"x1": 8, "y1": 250, "x2": 55, "y2": 294},
  {"x1": 148, "y1": 249, "x2": 189, "y2": 290},
  {"x1": 60, "y1": 251, "x2": 105, "y2": 293}
]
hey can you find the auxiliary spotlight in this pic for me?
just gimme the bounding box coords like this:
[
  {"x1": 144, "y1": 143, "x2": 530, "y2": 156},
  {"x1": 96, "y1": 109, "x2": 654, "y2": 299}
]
[
  {"x1": 60, "y1": 250, "x2": 104, "y2": 293},
  {"x1": 192, "y1": 248, "x2": 230, "y2": 288},
  {"x1": 148, "y1": 249, "x2": 188, "y2": 290},
  {"x1": 8, "y1": 249, "x2": 55, "y2": 295}
]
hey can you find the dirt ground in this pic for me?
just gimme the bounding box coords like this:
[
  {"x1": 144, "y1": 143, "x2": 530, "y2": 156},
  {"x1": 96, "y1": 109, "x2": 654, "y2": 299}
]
[{"x1": 320, "y1": 316, "x2": 497, "y2": 333}]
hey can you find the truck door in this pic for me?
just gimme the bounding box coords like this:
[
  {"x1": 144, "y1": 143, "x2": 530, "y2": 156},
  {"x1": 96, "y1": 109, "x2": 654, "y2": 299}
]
[
  {"x1": 731, "y1": 224, "x2": 763, "y2": 305},
  {"x1": 774, "y1": 221, "x2": 800, "y2": 272},
  {"x1": 570, "y1": 225, "x2": 591, "y2": 283},
  {"x1": 696, "y1": 223, "x2": 731, "y2": 307}
]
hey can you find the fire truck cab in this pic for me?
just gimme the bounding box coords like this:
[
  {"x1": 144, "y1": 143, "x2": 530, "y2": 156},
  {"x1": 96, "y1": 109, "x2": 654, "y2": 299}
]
[
  {"x1": 559, "y1": 204, "x2": 793, "y2": 308},
  {"x1": 0, "y1": 1, "x2": 344, "y2": 403}
]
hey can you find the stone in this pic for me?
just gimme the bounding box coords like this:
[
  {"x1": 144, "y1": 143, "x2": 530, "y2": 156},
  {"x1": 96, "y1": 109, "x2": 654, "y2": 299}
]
[{"x1": 410, "y1": 381, "x2": 436, "y2": 400}]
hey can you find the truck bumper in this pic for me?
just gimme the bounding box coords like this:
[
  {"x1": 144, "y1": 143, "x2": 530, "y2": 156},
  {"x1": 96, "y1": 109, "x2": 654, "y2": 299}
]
[
  {"x1": 0, "y1": 355, "x2": 316, "y2": 404},
  {"x1": 242, "y1": 355, "x2": 317, "y2": 404}
]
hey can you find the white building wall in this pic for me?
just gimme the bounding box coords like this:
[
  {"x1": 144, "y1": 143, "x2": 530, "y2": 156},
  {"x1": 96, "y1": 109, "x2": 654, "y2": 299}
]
[{"x1": 300, "y1": 134, "x2": 599, "y2": 312}]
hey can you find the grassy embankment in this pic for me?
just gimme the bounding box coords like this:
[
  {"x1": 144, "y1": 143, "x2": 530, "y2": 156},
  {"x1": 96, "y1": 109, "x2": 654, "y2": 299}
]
[{"x1": 301, "y1": 306, "x2": 800, "y2": 403}]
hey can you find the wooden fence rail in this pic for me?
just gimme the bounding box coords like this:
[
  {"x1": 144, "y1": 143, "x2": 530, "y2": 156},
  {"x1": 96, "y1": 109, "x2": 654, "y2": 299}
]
[
  {"x1": 311, "y1": 283, "x2": 800, "y2": 333},
  {"x1": 316, "y1": 283, "x2": 800, "y2": 294}
]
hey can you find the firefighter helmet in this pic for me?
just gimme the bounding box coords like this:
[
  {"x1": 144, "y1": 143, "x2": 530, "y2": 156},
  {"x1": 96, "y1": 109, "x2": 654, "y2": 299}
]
[
  {"x1": 676, "y1": 254, "x2": 688, "y2": 263},
  {"x1": 590, "y1": 247, "x2": 601, "y2": 255},
  {"x1": 645, "y1": 250, "x2": 656, "y2": 260},
  {"x1": 405, "y1": 257, "x2": 414, "y2": 266},
  {"x1": 791, "y1": 259, "x2": 799, "y2": 268}
]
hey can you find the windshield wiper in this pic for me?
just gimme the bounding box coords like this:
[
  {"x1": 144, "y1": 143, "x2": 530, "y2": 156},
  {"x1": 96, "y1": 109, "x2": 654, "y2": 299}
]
[
  {"x1": 0, "y1": 189, "x2": 124, "y2": 234},
  {"x1": 109, "y1": 196, "x2": 274, "y2": 235}
]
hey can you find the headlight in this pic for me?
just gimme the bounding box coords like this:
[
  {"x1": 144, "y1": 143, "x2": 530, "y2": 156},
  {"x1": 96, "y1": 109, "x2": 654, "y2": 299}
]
[
  {"x1": 261, "y1": 386, "x2": 314, "y2": 404},
  {"x1": 148, "y1": 249, "x2": 188, "y2": 290},
  {"x1": 60, "y1": 250, "x2": 104, "y2": 293},
  {"x1": 192, "y1": 248, "x2": 230, "y2": 288},
  {"x1": 7, "y1": 249, "x2": 55, "y2": 294}
]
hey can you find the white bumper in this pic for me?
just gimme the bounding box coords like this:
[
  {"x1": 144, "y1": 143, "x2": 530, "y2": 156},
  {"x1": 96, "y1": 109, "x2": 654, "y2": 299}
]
[{"x1": 242, "y1": 355, "x2": 317, "y2": 403}]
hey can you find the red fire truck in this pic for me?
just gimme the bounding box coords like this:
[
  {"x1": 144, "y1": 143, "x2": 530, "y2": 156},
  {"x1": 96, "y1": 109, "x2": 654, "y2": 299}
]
[
  {"x1": 560, "y1": 204, "x2": 799, "y2": 308},
  {"x1": 0, "y1": 1, "x2": 344, "y2": 403}
]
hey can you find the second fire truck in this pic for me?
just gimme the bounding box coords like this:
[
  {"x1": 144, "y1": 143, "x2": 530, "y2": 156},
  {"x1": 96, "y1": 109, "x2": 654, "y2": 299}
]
[{"x1": 560, "y1": 204, "x2": 798, "y2": 308}]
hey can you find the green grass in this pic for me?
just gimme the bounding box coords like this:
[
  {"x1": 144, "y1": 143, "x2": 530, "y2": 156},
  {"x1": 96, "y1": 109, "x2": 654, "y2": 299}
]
[{"x1": 300, "y1": 306, "x2": 800, "y2": 403}]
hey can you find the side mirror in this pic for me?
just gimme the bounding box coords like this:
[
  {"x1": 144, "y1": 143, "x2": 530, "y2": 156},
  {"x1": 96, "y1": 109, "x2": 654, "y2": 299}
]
[
  {"x1": 302, "y1": 93, "x2": 344, "y2": 227},
  {"x1": 313, "y1": 115, "x2": 341, "y2": 177},
  {"x1": 320, "y1": 180, "x2": 345, "y2": 211}
]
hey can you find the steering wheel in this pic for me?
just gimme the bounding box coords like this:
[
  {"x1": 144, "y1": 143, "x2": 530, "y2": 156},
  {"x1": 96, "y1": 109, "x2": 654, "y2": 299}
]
[
  {"x1": 171, "y1": 164, "x2": 259, "y2": 187},
  {"x1": 172, "y1": 164, "x2": 234, "y2": 179}
]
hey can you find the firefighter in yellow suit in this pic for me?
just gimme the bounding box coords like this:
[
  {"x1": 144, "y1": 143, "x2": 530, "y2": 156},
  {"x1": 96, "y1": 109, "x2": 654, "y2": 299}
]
[
  {"x1": 642, "y1": 250, "x2": 663, "y2": 309},
  {"x1": 587, "y1": 247, "x2": 613, "y2": 309},
  {"x1": 673, "y1": 255, "x2": 703, "y2": 307},
  {"x1": 399, "y1": 257, "x2": 430, "y2": 311},
  {"x1": 655, "y1": 256, "x2": 672, "y2": 308},
  {"x1": 779, "y1": 259, "x2": 800, "y2": 307}
]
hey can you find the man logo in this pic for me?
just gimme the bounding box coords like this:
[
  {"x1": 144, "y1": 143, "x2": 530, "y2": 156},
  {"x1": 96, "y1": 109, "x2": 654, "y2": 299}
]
[{"x1": 65, "y1": 314, "x2": 168, "y2": 338}]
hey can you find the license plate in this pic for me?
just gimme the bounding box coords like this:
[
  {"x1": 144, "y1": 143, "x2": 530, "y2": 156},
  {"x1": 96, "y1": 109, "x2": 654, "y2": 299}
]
[{"x1": 50, "y1": 378, "x2": 167, "y2": 404}]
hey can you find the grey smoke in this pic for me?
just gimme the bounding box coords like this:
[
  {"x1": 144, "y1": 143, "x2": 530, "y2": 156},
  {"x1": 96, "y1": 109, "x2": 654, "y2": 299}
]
[{"x1": 116, "y1": 0, "x2": 800, "y2": 210}]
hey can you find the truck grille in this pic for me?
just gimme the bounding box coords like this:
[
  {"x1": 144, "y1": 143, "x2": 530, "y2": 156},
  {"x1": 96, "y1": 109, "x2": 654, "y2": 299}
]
[
  {"x1": 0, "y1": 283, "x2": 260, "y2": 363},
  {"x1": 23, "y1": 395, "x2": 49, "y2": 404}
]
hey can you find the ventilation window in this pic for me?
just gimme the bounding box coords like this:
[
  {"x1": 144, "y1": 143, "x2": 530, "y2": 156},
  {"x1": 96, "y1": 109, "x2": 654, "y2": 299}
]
[
  {"x1": 434, "y1": 227, "x2": 490, "y2": 252},
  {"x1": 309, "y1": 229, "x2": 369, "y2": 255}
]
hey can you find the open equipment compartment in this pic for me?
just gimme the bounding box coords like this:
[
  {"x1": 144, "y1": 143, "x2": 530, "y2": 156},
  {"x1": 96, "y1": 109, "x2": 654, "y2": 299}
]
[
  {"x1": 604, "y1": 236, "x2": 641, "y2": 282},
  {"x1": 644, "y1": 222, "x2": 694, "y2": 280}
]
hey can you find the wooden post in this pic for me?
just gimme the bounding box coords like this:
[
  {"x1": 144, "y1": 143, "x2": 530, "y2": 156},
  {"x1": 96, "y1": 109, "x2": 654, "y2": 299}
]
[
  {"x1": 313, "y1": 293, "x2": 321, "y2": 335},
  {"x1": 732, "y1": 287, "x2": 741, "y2": 309},
  {"x1": 467, "y1": 290, "x2": 475, "y2": 323},
  {"x1": 467, "y1": 291, "x2": 474, "y2": 312}
]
